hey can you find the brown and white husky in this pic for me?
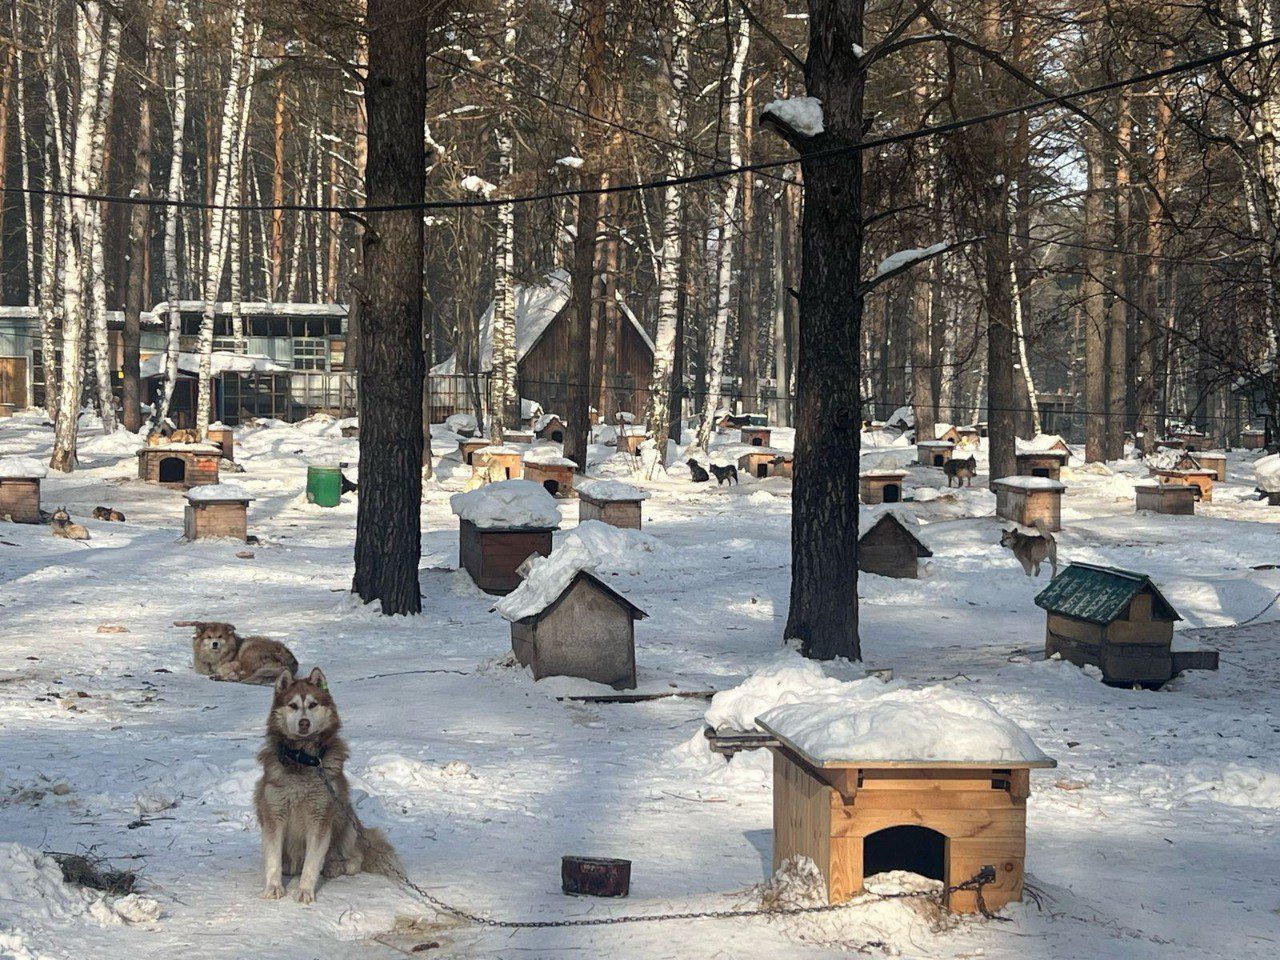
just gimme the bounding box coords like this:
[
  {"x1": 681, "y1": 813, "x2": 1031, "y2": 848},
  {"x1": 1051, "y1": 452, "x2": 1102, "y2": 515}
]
[
  {"x1": 254, "y1": 668, "x2": 401, "y2": 903},
  {"x1": 180, "y1": 620, "x2": 299, "y2": 685},
  {"x1": 1000, "y1": 516, "x2": 1058, "y2": 578}
]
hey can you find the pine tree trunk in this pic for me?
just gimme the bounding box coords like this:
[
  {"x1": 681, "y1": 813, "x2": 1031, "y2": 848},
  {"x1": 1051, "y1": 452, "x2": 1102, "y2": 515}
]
[
  {"x1": 1082, "y1": 126, "x2": 1108, "y2": 463},
  {"x1": 86, "y1": 16, "x2": 121, "y2": 433},
  {"x1": 1136, "y1": 57, "x2": 1171, "y2": 451}
]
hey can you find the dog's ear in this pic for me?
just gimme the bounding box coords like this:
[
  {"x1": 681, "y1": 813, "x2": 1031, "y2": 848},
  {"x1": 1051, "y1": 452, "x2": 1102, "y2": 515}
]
[
  {"x1": 275, "y1": 669, "x2": 294, "y2": 692},
  {"x1": 307, "y1": 667, "x2": 328, "y2": 690}
]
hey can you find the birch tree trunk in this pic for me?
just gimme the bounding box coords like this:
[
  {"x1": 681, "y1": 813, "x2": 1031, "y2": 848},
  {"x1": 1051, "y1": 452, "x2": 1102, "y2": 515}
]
[
  {"x1": 86, "y1": 16, "x2": 121, "y2": 433},
  {"x1": 155, "y1": 5, "x2": 190, "y2": 432},
  {"x1": 37, "y1": 8, "x2": 63, "y2": 419},
  {"x1": 1082, "y1": 125, "x2": 1108, "y2": 463},
  {"x1": 694, "y1": 14, "x2": 750, "y2": 450},
  {"x1": 488, "y1": 0, "x2": 520, "y2": 442},
  {"x1": 11, "y1": 3, "x2": 35, "y2": 300},
  {"x1": 1010, "y1": 258, "x2": 1040, "y2": 435}
]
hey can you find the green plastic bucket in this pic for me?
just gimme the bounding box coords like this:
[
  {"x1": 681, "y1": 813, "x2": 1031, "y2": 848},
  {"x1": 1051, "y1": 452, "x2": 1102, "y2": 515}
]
[{"x1": 306, "y1": 465, "x2": 343, "y2": 507}]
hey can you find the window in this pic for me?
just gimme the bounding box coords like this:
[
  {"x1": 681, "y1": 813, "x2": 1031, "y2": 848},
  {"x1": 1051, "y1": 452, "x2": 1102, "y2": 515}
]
[{"x1": 292, "y1": 338, "x2": 328, "y2": 371}]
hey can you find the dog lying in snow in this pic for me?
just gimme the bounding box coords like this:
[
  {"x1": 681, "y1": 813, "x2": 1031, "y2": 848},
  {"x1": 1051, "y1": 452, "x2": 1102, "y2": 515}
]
[
  {"x1": 1000, "y1": 517, "x2": 1058, "y2": 578},
  {"x1": 461, "y1": 459, "x2": 508, "y2": 492},
  {"x1": 708, "y1": 463, "x2": 738, "y2": 486},
  {"x1": 687, "y1": 459, "x2": 710, "y2": 483},
  {"x1": 50, "y1": 508, "x2": 90, "y2": 540},
  {"x1": 256, "y1": 668, "x2": 401, "y2": 903},
  {"x1": 92, "y1": 506, "x2": 126, "y2": 522},
  {"x1": 943, "y1": 455, "x2": 977, "y2": 487},
  {"x1": 180, "y1": 620, "x2": 298, "y2": 684}
]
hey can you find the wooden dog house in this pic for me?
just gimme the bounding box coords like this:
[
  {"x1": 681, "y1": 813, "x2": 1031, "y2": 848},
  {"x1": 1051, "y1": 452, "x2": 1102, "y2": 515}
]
[
  {"x1": 760, "y1": 722, "x2": 1055, "y2": 914},
  {"x1": 533, "y1": 414, "x2": 566, "y2": 443},
  {"x1": 955, "y1": 425, "x2": 980, "y2": 449},
  {"x1": 576, "y1": 478, "x2": 647, "y2": 529},
  {"x1": 1035, "y1": 562, "x2": 1217, "y2": 685},
  {"x1": 859, "y1": 511, "x2": 931, "y2": 579},
  {"x1": 503, "y1": 569, "x2": 646, "y2": 689},
  {"x1": 458, "y1": 437, "x2": 493, "y2": 466},
  {"x1": 1173, "y1": 450, "x2": 1226, "y2": 482},
  {"x1": 740, "y1": 426, "x2": 772, "y2": 447},
  {"x1": 618, "y1": 428, "x2": 649, "y2": 457},
  {"x1": 0, "y1": 457, "x2": 45, "y2": 524},
  {"x1": 916, "y1": 439, "x2": 955, "y2": 467},
  {"x1": 474, "y1": 445, "x2": 525, "y2": 480},
  {"x1": 931, "y1": 424, "x2": 962, "y2": 445},
  {"x1": 1171, "y1": 430, "x2": 1209, "y2": 451},
  {"x1": 183, "y1": 484, "x2": 252, "y2": 541},
  {"x1": 739, "y1": 449, "x2": 794, "y2": 479},
  {"x1": 1152, "y1": 468, "x2": 1215, "y2": 503},
  {"x1": 522, "y1": 452, "x2": 577, "y2": 497},
  {"x1": 993, "y1": 476, "x2": 1065, "y2": 531},
  {"x1": 451, "y1": 481, "x2": 561, "y2": 595},
  {"x1": 137, "y1": 444, "x2": 222, "y2": 488},
  {"x1": 1135, "y1": 482, "x2": 1196, "y2": 516},
  {"x1": 338, "y1": 418, "x2": 359, "y2": 439},
  {"x1": 1015, "y1": 450, "x2": 1068, "y2": 481},
  {"x1": 1242, "y1": 428, "x2": 1266, "y2": 449},
  {"x1": 504, "y1": 429, "x2": 535, "y2": 445},
  {"x1": 860, "y1": 470, "x2": 907, "y2": 505}
]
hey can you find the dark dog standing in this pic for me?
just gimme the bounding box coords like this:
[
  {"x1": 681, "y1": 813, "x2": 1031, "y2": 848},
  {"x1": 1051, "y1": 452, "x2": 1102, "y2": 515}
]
[
  {"x1": 708, "y1": 463, "x2": 738, "y2": 486},
  {"x1": 943, "y1": 455, "x2": 977, "y2": 488}
]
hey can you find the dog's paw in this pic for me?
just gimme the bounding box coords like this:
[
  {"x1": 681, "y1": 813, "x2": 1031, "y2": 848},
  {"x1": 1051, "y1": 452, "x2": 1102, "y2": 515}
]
[
  {"x1": 294, "y1": 887, "x2": 316, "y2": 905},
  {"x1": 262, "y1": 883, "x2": 286, "y2": 900}
]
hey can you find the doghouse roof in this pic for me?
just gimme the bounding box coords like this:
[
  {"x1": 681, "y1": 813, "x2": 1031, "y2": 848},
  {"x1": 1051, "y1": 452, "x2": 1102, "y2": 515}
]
[
  {"x1": 1034, "y1": 562, "x2": 1181, "y2": 625},
  {"x1": 858, "y1": 511, "x2": 932, "y2": 557},
  {"x1": 498, "y1": 568, "x2": 648, "y2": 623}
]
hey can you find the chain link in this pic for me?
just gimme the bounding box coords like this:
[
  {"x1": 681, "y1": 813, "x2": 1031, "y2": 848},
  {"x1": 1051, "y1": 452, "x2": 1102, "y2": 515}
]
[{"x1": 314, "y1": 768, "x2": 1006, "y2": 930}]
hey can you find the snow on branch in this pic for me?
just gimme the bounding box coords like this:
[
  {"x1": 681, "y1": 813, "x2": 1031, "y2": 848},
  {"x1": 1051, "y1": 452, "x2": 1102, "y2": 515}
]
[
  {"x1": 460, "y1": 174, "x2": 498, "y2": 198},
  {"x1": 859, "y1": 237, "x2": 979, "y2": 296},
  {"x1": 760, "y1": 96, "x2": 824, "y2": 143}
]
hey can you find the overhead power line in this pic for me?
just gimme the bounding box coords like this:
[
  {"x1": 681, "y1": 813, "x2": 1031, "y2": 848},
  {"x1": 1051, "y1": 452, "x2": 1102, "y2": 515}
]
[{"x1": 7, "y1": 34, "x2": 1280, "y2": 214}]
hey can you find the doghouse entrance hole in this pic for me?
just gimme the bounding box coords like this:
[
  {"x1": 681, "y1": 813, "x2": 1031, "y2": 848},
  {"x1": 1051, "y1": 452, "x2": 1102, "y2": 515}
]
[
  {"x1": 1031, "y1": 467, "x2": 1050, "y2": 478},
  {"x1": 757, "y1": 464, "x2": 768, "y2": 478},
  {"x1": 551, "y1": 430, "x2": 564, "y2": 443},
  {"x1": 503, "y1": 467, "x2": 512, "y2": 479},
  {"x1": 863, "y1": 825, "x2": 946, "y2": 883},
  {"x1": 158, "y1": 456, "x2": 186, "y2": 483},
  {"x1": 883, "y1": 483, "x2": 901, "y2": 503},
  {"x1": 932, "y1": 454, "x2": 945, "y2": 466},
  {"x1": 543, "y1": 479, "x2": 560, "y2": 496},
  {"x1": 751, "y1": 436, "x2": 763, "y2": 446}
]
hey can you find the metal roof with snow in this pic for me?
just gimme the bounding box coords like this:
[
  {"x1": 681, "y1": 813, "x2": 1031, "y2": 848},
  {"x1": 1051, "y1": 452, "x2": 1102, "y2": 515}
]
[{"x1": 1034, "y1": 562, "x2": 1181, "y2": 625}]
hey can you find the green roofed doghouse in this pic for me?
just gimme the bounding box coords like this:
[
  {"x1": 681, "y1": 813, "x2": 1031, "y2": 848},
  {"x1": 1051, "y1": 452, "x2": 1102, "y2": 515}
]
[{"x1": 1034, "y1": 562, "x2": 1218, "y2": 687}]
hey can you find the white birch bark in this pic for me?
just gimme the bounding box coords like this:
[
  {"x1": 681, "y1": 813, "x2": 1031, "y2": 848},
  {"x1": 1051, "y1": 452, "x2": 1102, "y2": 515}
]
[
  {"x1": 641, "y1": 0, "x2": 694, "y2": 469},
  {"x1": 693, "y1": 14, "x2": 750, "y2": 450},
  {"x1": 1010, "y1": 258, "x2": 1040, "y2": 434},
  {"x1": 771, "y1": 194, "x2": 788, "y2": 427},
  {"x1": 228, "y1": 25, "x2": 261, "y2": 352},
  {"x1": 12, "y1": 3, "x2": 35, "y2": 299},
  {"x1": 86, "y1": 16, "x2": 121, "y2": 433},
  {"x1": 36, "y1": 7, "x2": 63, "y2": 419},
  {"x1": 488, "y1": 0, "x2": 519, "y2": 441}
]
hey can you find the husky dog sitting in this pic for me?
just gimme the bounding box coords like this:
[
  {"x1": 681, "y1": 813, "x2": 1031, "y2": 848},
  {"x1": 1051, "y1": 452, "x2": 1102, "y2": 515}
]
[
  {"x1": 50, "y1": 508, "x2": 90, "y2": 541},
  {"x1": 708, "y1": 463, "x2": 739, "y2": 486},
  {"x1": 687, "y1": 459, "x2": 710, "y2": 483},
  {"x1": 180, "y1": 620, "x2": 299, "y2": 684},
  {"x1": 92, "y1": 506, "x2": 126, "y2": 522},
  {"x1": 1000, "y1": 517, "x2": 1058, "y2": 578},
  {"x1": 943, "y1": 455, "x2": 977, "y2": 488},
  {"x1": 255, "y1": 668, "x2": 402, "y2": 903}
]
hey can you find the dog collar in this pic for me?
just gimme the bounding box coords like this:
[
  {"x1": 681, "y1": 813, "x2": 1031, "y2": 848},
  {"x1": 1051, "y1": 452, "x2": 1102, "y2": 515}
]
[{"x1": 277, "y1": 742, "x2": 326, "y2": 767}]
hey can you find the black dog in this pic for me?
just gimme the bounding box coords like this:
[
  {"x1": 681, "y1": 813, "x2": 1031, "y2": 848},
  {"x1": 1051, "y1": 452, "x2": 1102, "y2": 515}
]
[
  {"x1": 340, "y1": 472, "x2": 359, "y2": 495},
  {"x1": 708, "y1": 463, "x2": 738, "y2": 486},
  {"x1": 687, "y1": 459, "x2": 710, "y2": 483}
]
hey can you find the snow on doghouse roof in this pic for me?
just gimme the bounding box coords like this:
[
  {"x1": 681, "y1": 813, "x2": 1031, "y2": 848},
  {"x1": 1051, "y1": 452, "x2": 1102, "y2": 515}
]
[
  {"x1": 915, "y1": 439, "x2": 956, "y2": 448},
  {"x1": 522, "y1": 447, "x2": 577, "y2": 467},
  {"x1": 184, "y1": 482, "x2": 254, "y2": 503},
  {"x1": 576, "y1": 478, "x2": 648, "y2": 502},
  {"x1": 431, "y1": 270, "x2": 653, "y2": 375},
  {"x1": 1016, "y1": 434, "x2": 1070, "y2": 455},
  {"x1": 139, "y1": 351, "x2": 289, "y2": 378},
  {"x1": 450, "y1": 479, "x2": 561, "y2": 529},
  {"x1": 532, "y1": 413, "x2": 563, "y2": 432},
  {"x1": 0, "y1": 455, "x2": 48, "y2": 480},
  {"x1": 139, "y1": 442, "x2": 223, "y2": 453},
  {"x1": 992, "y1": 475, "x2": 1065, "y2": 492},
  {"x1": 1255, "y1": 453, "x2": 1280, "y2": 493},
  {"x1": 757, "y1": 684, "x2": 1053, "y2": 767},
  {"x1": 858, "y1": 505, "x2": 931, "y2": 555}
]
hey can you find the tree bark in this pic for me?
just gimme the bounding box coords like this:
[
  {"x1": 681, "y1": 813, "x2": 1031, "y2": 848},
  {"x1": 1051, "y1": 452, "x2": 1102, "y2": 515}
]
[
  {"x1": 1106, "y1": 90, "x2": 1131, "y2": 458},
  {"x1": 1082, "y1": 125, "x2": 1108, "y2": 463},
  {"x1": 155, "y1": 5, "x2": 189, "y2": 433}
]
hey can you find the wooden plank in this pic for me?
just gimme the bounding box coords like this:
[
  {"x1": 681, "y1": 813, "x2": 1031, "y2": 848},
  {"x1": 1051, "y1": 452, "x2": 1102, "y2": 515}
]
[{"x1": 832, "y1": 808, "x2": 1026, "y2": 840}]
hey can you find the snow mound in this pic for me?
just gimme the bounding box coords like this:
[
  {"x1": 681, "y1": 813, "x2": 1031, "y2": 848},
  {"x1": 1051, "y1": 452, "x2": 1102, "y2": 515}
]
[
  {"x1": 450, "y1": 479, "x2": 561, "y2": 529},
  {"x1": 0, "y1": 844, "x2": 162, "y2": 927},
  {"x1": 759, "y1": 685, "x2": 1051, "y2": 765},
  {"x1": 522, "y1": 448, "x2": 576, "y2": 467},
  {"x1": 575, "y1": 478, "x2": 648, "y2": 501},
  {"x1": 1213, "y1": 763, "x2": 1280, "y2": 808},
  {"x1": 184, "y1": 482, "x2": 254, "y2": 502},
  {"x1": 0, "y1": 455, "x2": 47, "y2": 479},
  {"x1": 494, "y1": 520, "x2": 661, "y2": 621},
  {"x1": 1254, "y1": 453, "x2": 1280, "y2": 493},
  {"x1": 444, "y1": 413, "x2": 477, "y2": 435},
  {"x1": 704, "y1": 655, "x2": 863, "y2": 733},
  {"x1": 762, "y1": 96, "x2": 825, "y2": 136}
]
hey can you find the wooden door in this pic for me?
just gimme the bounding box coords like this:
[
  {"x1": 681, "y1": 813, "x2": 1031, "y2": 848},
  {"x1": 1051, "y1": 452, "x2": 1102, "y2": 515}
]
[{"x1": 0, "y1": 357, "x2": 29, "y2": 407}]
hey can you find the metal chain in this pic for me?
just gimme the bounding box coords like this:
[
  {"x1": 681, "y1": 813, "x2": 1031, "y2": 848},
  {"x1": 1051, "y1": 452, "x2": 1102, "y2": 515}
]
[{"x1": 313, "y1": 768, "x2": 1006, "y2": 930}]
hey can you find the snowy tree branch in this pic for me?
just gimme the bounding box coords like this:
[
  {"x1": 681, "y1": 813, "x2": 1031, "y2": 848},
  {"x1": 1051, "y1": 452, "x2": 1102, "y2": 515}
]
[{"x1": 858, "y1": 237, "x2": 979, "y2": 297}]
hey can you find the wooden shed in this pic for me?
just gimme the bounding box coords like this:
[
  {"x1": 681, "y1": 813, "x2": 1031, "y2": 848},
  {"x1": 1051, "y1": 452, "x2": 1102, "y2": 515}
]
[
  {"x1": 183, "y1": 484, "x2": 252, "y2": 541},
  {"x1": 1015, "y1": 450, "x2": 1068, "y2": 481},
  {"x1": 451, "y1": 481, "x2": 562, "y2": 595},
  {"x1": 859, "y1": 511, "x2": 931, "y2": 579},
  {"x1": 740, "y1": 426, "x2": 772, "y2": 447},
  {"x1": 1242, "y1": 428, "x2": 1266, "y2": 449},
  {"x1": 505, "y1": 569, "x2": 646, "y2": 689},
  {"x1": 137, "y1": 444, "x2": 222, "y2": 488},
  {"x1": 1034, "y1": 562, "x2": 1216, "y2": 686},
  {"x1": 458, "y1": 437, "x2": 492, "y2": 466},
  {"x1": 916, "y1": 439, "x2": 955, "y2": 467},
  {"x1": 993, "y1": 476, "x2": 1065, "y2": 531},
  {"x1": 577, "y1": 478, "x2": 647, "y2": 529},
  {"x1": 859, "y1": 470, "x2": 907, "y2": 505},
  {"x1": 1152, "y1": 468, "x2": 1215, "y2": 503},
  {"x1": 473, "y1": 445, "x2": 525, "y2": 480},
  {"x1": 1135, "y1": 482, "x2": 1196, "y2": 515},
  {"x1": 0, "y1": 456, "x2": 45, "y2": 524},
  {"x1": 533, "y1": 414, "x2": 566, "y2": 443},
  {"x1": 760, "y1": 721, "x2": 1055, "y2": 914},
  {"x1": 739, "y1": 448, "x2": 794, "y2": 479},
  {"x1": 522, "y1": 451, "x2": 577, "y2": 497},
  {"x1": 1173, "y1": 450, "x2": 1226, "y2": 482}
]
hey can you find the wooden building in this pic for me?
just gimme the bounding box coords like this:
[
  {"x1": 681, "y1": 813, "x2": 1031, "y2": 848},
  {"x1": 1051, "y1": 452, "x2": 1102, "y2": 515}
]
[
  {"x1": 458, "y1": 438, "x2": 492, "y2": 466},
  {"x1": 1135, "y1": 482, "x2": 1196, "y2": 515},
  {"x1": 522, "y1": 451, "x2": 577, "y2": 497},
  {"x1": 577, "y1": 479, "x2": 647, "y2": 529},
  {"x1": 740, "y1": 426, "x2": 772, "y2": 447},
  {"x1": 739, "y1": 449, "x2": 794, "y2": 479},
  {"x1": 1034, "y1": 562, "x2": 1216, "y2": 686},
  {"x1": 860, "y1": 469, "x2": 907, "y2": 505},
  {"x1": 931, "y1": 423, "x2": 962, "y2": 445},
  {"x1": 184, "y1": 484, "x2": 252, "y2": 541},
  {"x1": 0, "y1": 457, "x2": 44, "y2": 524},
  {"x1": 533, "y1": 414, "x2": 566, "y2": 443},
  {"x1": 137, "y1": 444, "x2": 222, "y2": 488},
  {"x1": 993, "y1": 476, "x2": 1065, "y2": 531},
  {"x1": 430, "y1": 271, "x2": 654, "y2": 421},
  {"x1": 916, "y1": 439, "x2": 955, "y2": 467},
  {"x1": 505, "y1": 570, "x2": 646, "y2": 689},
  {"x1": 760, "y1": 720, "x2": 1055, "y2": 914},
  {"x1": 859, "y1": 511, "x2": 931, "y2": 579},
  {"x1": 473, "y1": 445, "x2": 524, "y2": 480},
  {"x1": 1152, "y1": 467, "x2": 1215, "y2": 503},
  {"x1": 1173, "y1": 450, "x2": 1226, "y2": 482},
  {"x1": 458, "y1": 520, "x2": 554, "y2": 594}
]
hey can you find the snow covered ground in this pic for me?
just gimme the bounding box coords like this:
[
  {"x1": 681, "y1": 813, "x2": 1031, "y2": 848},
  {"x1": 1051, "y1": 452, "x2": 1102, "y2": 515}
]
[{"x1": 1, "y1": 411, "x2": 1278, "y2": 959}]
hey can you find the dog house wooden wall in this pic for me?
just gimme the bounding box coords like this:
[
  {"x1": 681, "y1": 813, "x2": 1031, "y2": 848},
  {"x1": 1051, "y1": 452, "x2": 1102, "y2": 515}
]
[
  {"x1": 993, "y1": 477, "x2": 1065, "y2": 531},
  {"x1": 523, "y1": 460, "x2": 576, "y2": 498},
  {"x1": 474, "y1": 446, "x2": 524, "y2": 480},
  {"x1": 0, "y1": 475, "x2": 41, "y2": 523},
  {"x1": 509, "y1": 570, "x2": 645, "y2": 689},
  {"x1": 458, "y1": 518, "x2": 555, "y2": 595},
  {"x1": 860, "y1": 471, "x2": 907, "y2": 505},
  {"x1": 458, "y1": 438, "x2": 492, "y2": 466},
  {"x1": 137, "y1": 445, "x2": 222, "y2": 488},
  {"x1": 740, "y1": 426, "x2": 772, "y2": 447},
  {"x1": 533, "y1": 415, "x2": 567, "y2": 443},
  {"x1": 1015, "y1": 451, "x2": 1067, "y2": 481},
  {"x1": 858, "y1": 513, "x2": 930, "y2": 579},
  {"x1": 207, "y1": 426, "x2": 235, "y2": 460},
  {"x1": 738, "y1": 449, "x2": 794, "y2": 479},
  {"x1": 916, "y1": 440, "x2": 955, "y2": 467},
  {"x1": 184, "y1": 492, "x2": 251, "y2": 541},
  {"x1": 1152, "y1": 468, "x2": 1215, "y2": 503},
  {"x1": 761, "y1": 726, "x2": 1055, "y2": 914},
  {"x1": 1135, "y1": 483, "x2": 1196, "y2": 515}
]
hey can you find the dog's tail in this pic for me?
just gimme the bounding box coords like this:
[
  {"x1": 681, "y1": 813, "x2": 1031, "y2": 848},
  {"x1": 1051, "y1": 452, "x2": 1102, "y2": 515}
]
[
  {"x1": 241, "y1": 664, "x2": 292, "y2": 685},
  {"x1": 357, "y1": 825, "x2": 405, "y2": 879},
  {"x1": 1032, "y1": 516, "x2": 1058, "y2": 573}
]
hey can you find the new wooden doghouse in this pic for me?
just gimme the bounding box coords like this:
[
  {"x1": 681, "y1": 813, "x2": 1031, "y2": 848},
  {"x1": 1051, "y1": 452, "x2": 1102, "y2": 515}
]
[
  {"x1": 916, "y1": 439, "x2": 956, "y2": 467},
  {"x1": 503, "y1": 569, "x2": 646, "y2": 689},
  {"x1": 760, "y1": 721, "x2": 1055, "y2": 913},
  {"x1": 740, "y1": 426, "x2": 772, "y2": 447},
  {"x1": 137, "y1": 444, "x2": 222, "y2": 488},
  {"x1": 1152, "y1": 468, "x2": 1215, "y2": 503},
  {"x1": 1035, "y1": 562, "x2": 1217, "y2": 685},
  {"x1": 860, "y1": 470, "x2": 907, "y2": 505},
  {"x1": 739, "y1": 449, "x2": 794, "y2": 479},
  {"x1": 522, "y1": 453, "x2": 577, "y2": 497},
  {"x1": 458, "y1": 438, "x2": 492, "y2": 466},
  {"x1": 1015, "y1": 450, "x2": 1068, "y2": 481},
  {"x1": 207, "y1": 424, "x2": 235, "y2": 460},
  {"x1": 533, "y1": 414, "x2": 567, "y2": 443},
  {"x1": 0, "y1": 456, "x2": 45, "y2": 524},
  {"x1": 859, "y1": 511, "x2": 930, "y2": 579},
  {"x1": 993, "y1": 476, "x2": 1065, "y2": 531},
  {"x1": 1135, "y1": 482, "x2": 1196, "y2": 515},
  {"x1": 576, "y1": 478, "x2": 647, "y2": 529},
  {"x1": 183, "y1": 484, "x2": 252, "y2": 541},
  {"x1": 474, "y1": 445, "x2": 525, "y2": 480}
]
